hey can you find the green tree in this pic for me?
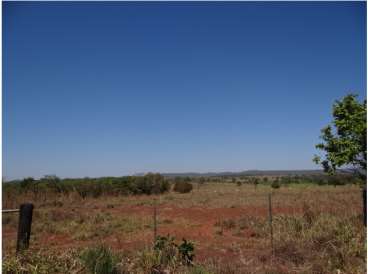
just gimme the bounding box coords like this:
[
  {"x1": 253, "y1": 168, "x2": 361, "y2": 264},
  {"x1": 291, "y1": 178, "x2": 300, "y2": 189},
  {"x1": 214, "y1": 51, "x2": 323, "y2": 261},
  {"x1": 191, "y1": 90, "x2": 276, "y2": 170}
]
[
  {"x1": 314, "y1": 94, "x2": 366, "y2": 179},
  {"x1": 20, "y1": 177, "x2": 35, "y2": 190}
]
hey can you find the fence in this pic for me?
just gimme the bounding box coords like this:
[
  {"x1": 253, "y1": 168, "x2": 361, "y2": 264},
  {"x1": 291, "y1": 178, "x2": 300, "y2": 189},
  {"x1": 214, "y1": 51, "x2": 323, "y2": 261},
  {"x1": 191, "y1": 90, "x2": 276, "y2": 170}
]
[{"x1": 2, "y1": 186, "x2": 366, "y2": 256}]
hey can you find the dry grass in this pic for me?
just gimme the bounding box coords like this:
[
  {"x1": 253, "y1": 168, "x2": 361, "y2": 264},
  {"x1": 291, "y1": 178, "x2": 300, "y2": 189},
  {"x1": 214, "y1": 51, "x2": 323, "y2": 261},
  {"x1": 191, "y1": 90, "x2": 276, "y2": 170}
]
[{"x1": 2, "y1": 182, "x2": 366, "y2": 273}]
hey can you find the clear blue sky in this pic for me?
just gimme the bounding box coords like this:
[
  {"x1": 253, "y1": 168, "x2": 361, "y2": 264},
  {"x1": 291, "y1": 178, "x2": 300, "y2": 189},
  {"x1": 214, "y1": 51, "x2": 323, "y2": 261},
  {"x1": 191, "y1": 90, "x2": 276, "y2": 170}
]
[{"x1": 3, "y1": 2, "x2": 366, "y2": 180}]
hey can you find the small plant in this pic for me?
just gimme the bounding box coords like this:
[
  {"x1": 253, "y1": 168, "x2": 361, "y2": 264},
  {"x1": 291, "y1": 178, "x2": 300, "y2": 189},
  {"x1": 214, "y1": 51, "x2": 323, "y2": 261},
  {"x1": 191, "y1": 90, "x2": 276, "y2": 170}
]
[
  {"x1": 173, "y1": 181, "x2": 193, "y2": 193},
  {"x1": 154, "y1": 235, "x2": 178, "y2": 264},
  {"x1": 80, "y1": 245, "x2": 119, "y2": 274},
  {"x1": 178, "y1": 239, "x2": 195, "y2": 265},
  {"x1": 154, "y1": 235, "x2": 195, "y2": 266}
]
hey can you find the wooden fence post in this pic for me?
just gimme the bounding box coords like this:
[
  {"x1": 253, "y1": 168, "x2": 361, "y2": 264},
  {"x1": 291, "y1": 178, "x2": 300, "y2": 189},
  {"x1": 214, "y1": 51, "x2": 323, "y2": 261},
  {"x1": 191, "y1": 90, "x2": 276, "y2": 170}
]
[
  {"x1": 153, "y1": 199, "x2": 157, "y2": 244},
  {"x1": 16, "y1": 203, "x2": 34, "y2": 252},
  {"x1": 268, "y1": 193, "x2": 274, "y2": 257},
  {"x1": 362, "y1": 188, "x2": 366, "y2": 226}
]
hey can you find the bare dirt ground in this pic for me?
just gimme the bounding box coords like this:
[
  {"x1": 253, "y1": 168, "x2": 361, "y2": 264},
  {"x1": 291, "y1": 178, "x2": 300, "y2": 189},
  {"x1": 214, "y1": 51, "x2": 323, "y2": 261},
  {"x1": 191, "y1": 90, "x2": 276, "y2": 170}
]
[{"x1": 2, "y1": 183, "x2": 365, "y2": 273}]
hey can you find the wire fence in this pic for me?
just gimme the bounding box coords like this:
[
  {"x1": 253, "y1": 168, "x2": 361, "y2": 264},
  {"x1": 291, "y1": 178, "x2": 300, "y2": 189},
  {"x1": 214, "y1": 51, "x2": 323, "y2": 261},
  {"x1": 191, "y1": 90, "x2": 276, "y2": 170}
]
[{"x1": 2, "y1": 186, "x2": 366, "y2": 256}]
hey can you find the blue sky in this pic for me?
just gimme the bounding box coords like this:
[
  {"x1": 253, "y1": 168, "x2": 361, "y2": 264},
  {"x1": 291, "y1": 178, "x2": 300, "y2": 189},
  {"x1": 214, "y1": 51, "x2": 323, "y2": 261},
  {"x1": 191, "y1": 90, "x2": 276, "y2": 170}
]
[{"x1": 3, "y1": 2, "x2": 366, "y2": 180}]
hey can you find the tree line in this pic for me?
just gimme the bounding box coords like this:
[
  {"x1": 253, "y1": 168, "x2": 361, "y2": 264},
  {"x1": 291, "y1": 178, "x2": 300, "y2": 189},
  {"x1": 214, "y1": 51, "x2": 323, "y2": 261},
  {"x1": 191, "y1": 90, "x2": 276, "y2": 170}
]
[{"x1": 3, "y1": 173, "x2": 171, "y2": 199}]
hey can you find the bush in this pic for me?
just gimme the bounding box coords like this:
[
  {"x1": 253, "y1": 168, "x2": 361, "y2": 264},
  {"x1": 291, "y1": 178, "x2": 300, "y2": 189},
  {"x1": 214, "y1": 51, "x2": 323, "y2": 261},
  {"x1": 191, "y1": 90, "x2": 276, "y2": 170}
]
[
  {"x1": 154, "y1": 235, "x2": 178, "y2": 266},
  {"x1": 178, "y1": 239, "x2": 195, "y2": 266},
  {"x1": 271, "y1": 181, "x2": 280, "y2": 189},
  {"x1": 154, "y1": 235, "x2": 195, "y2": 266},
  {"x1": 80, "y1": 245, "x2": 119, "y2": 274},
  {"x1": 173, "y1": 182, "x2": 193, "y2": 193},
  {"x1": 20, "y1": 177, "x2": 36, "y2": 190},
  {"x1": 132, "y1": 173, "x2": 170, "y2": 195},
  {"x1": 137, "y1": 235, "x2": 195, "y2": 273}
]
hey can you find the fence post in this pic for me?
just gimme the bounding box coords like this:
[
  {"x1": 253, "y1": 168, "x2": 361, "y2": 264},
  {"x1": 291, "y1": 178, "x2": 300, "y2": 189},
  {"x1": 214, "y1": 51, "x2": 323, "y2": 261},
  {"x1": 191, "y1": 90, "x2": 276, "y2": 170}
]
[
  {"x1": 362, "y1": 188, "x2": 366, "y2": 226},
  {"x1": 16, "y1": 203, "x2": 34, "y2": 253},
  {"x1": 268, "y1": 193, "x2": 274, "y2": 257},
  {"x1": 153, "y1": 199, "x2": 157, "y2": 244}
]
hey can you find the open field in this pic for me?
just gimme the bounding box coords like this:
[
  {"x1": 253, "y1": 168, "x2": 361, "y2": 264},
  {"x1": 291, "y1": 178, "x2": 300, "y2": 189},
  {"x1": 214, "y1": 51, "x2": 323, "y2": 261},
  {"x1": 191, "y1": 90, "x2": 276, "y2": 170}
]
[
  {"x1": 3, "y1": 1, "x2": 366, "y2": 273},
  {"x1": 2, "y1": 182, "x2": 366, "y2": 273}
]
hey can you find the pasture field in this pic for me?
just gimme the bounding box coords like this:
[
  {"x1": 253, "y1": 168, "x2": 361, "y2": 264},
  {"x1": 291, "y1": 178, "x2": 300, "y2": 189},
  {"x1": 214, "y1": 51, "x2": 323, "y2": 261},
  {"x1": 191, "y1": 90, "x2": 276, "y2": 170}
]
[{"x1": 2, "y1": 182, "x2": 366, "y2": 274}]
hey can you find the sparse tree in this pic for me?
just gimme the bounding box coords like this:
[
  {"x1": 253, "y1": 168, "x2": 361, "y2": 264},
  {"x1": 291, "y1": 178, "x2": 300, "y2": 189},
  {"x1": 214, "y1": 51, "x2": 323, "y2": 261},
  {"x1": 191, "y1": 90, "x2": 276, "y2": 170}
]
[
  {"x1": 314, "y1": 94, "x2": 366, "y2": 180},
  {"x1": 20, "y1": 177, "x2": 35, "y2": 190}
]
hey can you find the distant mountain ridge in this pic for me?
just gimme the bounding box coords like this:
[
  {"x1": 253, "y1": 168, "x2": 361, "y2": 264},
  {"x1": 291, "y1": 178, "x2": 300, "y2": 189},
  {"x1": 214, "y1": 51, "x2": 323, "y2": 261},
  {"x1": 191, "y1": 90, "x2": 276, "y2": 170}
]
[
  {"x1": 160, "y1": 169, "x2": 329, "y2": 177},
  {"x1": 7, "y1": 169, "x2": 354, "y2": 182}
]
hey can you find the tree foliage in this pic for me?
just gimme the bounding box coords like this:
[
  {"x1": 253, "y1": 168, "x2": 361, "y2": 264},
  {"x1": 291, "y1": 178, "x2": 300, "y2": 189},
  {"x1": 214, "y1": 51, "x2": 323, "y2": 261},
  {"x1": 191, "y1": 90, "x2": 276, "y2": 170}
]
[
  {"x1": 173, "y1": 181, "x2": 193, "y2": 193},
  {"x1": 4, "y1": 173, "x2": 170, "y2": 198},
  {"x1": 314, "y1": 94, "x2": 366, "y2": 179}
]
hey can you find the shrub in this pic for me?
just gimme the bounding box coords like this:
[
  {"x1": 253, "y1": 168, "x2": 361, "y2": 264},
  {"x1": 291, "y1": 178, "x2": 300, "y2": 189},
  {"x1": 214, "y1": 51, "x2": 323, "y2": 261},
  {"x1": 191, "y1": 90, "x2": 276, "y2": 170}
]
[
  {"x1": 154, "y1": 235, "x2": 195, "y2": 266},
  {"x1": 271, "y1": 181, "x2": 280, "y2": 189},
  {"x1": 20, "y1": 177, "x2": 36, "y2": 190},
  {"x1": 154, "y1": 235, "x2": 178, "y2": 266},
  {"x1": 178, "y1": 239, "x2": 195, "y2": 266},
  {"x1": 80, "y1": 245, "x2": 119, "y2": 274},
  {"x1": 137, "y1": 249, "x2": 167, "y2": 273},
  {"x1": 173, "y1": 182, "x2": 193, "y2": 193},
  {"x1": 133, "y1": 173, "x2": 170, "y2": 195}
]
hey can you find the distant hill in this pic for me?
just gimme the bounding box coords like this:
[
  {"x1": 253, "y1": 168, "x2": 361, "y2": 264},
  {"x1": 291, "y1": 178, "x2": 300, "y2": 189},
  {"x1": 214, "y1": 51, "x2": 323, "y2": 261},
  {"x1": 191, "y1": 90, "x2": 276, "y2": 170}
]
[
  {"x1": 6, "y1": 169, "x2": 354, "y2": 182},
  {"x1": 161, "y1": 170, "x2": 328, "y2": 177},
  {"x1": 162, "y1": 169, "x2": 358, "y2": 177}
]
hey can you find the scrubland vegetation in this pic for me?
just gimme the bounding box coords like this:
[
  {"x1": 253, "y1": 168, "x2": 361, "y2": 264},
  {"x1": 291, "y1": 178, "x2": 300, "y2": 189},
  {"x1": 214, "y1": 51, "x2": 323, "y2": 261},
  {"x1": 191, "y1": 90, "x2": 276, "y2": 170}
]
[
  {"x1": 3, "y1": 173, "x2": 170, "y2": 202},
  {"x1": 2, "y1": 172, "x2": 362, "y2": 205},
  {"x1": 2, "y1": 174, "x2": 366, "y2": 274}
]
